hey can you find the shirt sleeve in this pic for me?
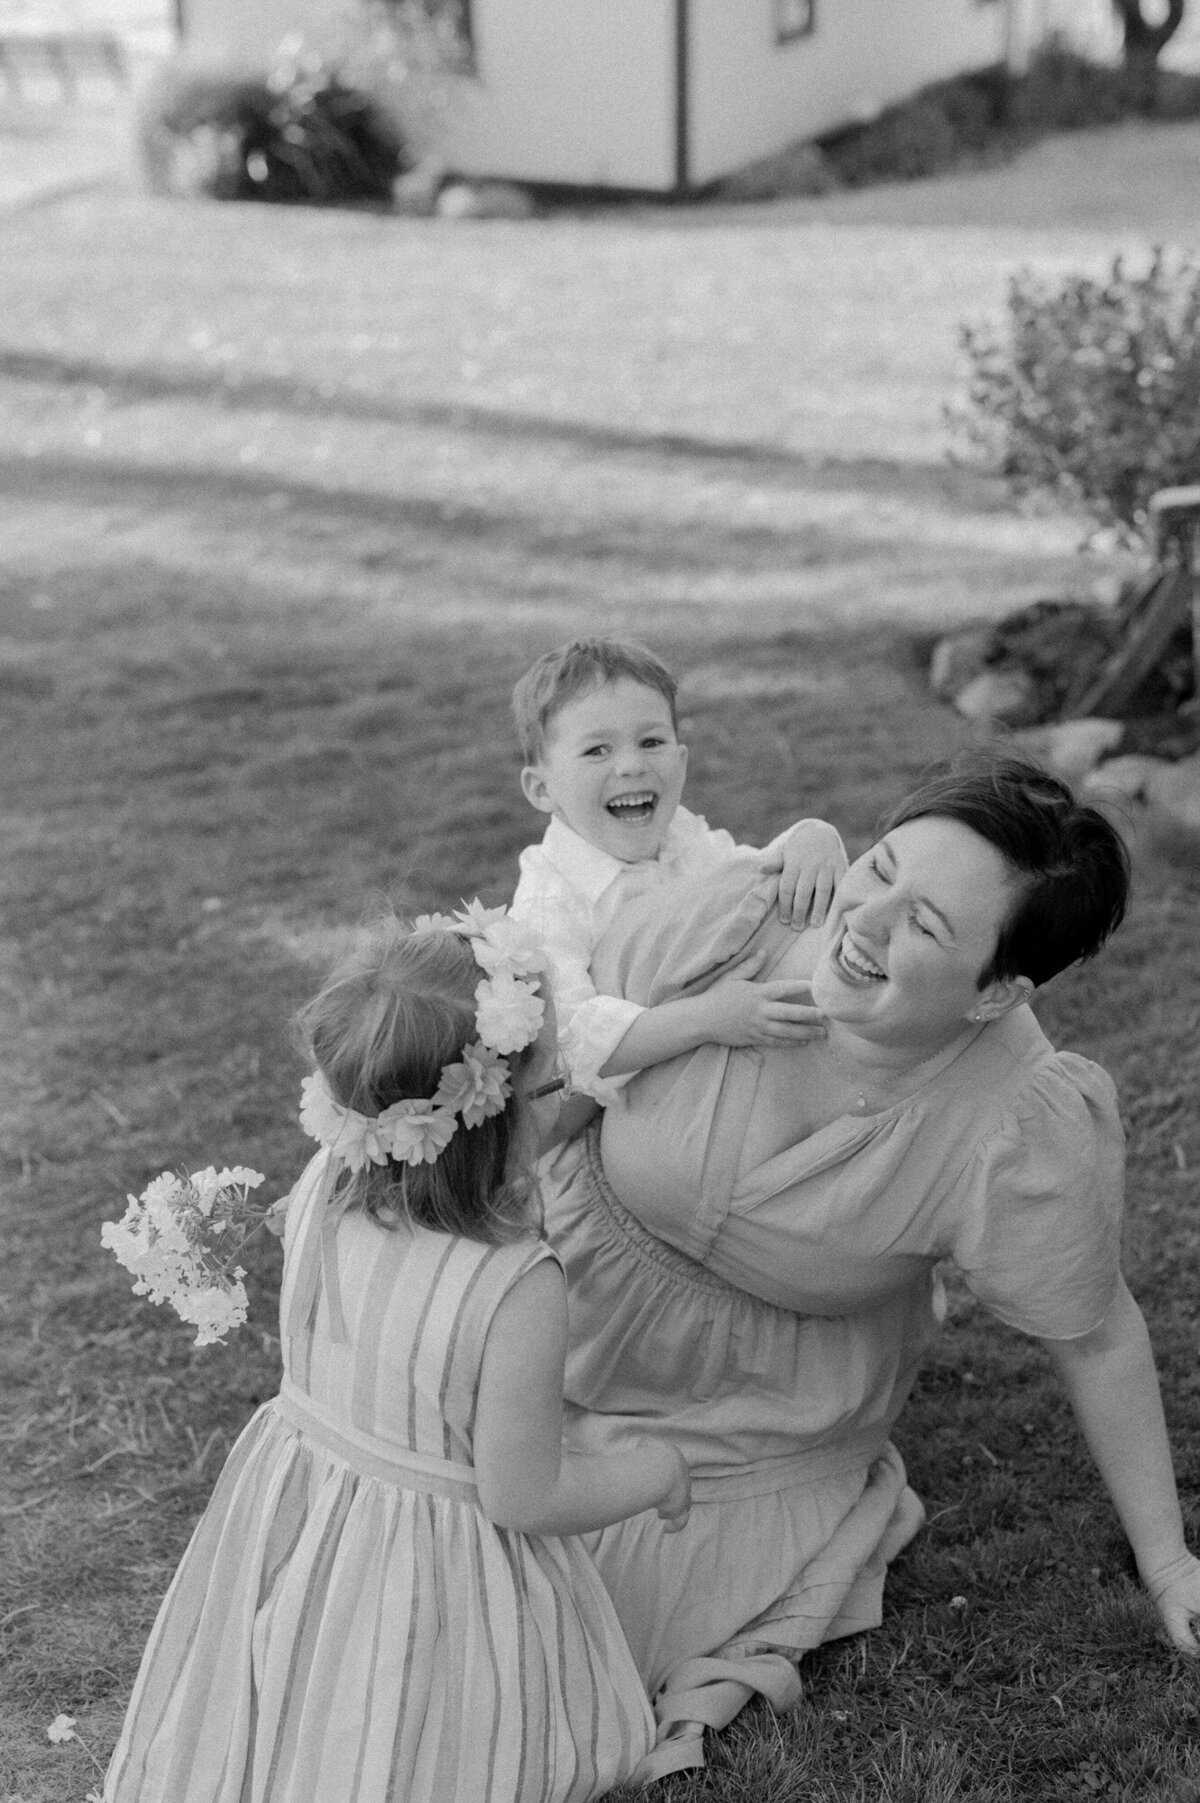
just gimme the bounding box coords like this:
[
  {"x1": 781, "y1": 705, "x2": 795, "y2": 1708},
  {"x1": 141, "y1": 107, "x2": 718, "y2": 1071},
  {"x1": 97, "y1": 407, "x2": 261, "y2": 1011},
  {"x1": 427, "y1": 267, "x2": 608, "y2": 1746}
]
[
  {"x1": 512, "y1": 851, "x2": 644, "y2": 1104},
  {"x1": 671, "y1": 805, "x2": 742, "y2": 868},
  {"x1": 761, "y1": 817, "x2": 849, "y2": 866},
  {"x1": 947, "y1": 1053, "x2": 1125, "y2": 1340}
]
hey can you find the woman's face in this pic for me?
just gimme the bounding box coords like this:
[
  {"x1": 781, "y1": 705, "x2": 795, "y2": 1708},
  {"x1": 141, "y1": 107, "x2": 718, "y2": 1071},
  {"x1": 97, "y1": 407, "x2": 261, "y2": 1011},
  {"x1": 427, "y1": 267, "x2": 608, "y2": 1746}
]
[{"x1": 811, "y1": 815, "x2": 1026, "y2": 1049}]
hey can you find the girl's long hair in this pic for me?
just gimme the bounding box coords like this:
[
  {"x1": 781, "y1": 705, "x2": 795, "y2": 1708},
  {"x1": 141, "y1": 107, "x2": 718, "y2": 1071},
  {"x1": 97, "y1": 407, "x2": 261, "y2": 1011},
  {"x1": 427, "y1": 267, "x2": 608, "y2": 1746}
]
[{"x1": 296, "y1": 918, "x2": 536, "y2": 1243}]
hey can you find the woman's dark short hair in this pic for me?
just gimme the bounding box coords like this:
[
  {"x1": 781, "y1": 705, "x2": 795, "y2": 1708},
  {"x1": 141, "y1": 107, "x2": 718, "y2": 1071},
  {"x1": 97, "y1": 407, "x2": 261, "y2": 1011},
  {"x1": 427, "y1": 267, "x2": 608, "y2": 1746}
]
[{"x1": 881, "y1": 751, "x2": 1131, "y2": 989}]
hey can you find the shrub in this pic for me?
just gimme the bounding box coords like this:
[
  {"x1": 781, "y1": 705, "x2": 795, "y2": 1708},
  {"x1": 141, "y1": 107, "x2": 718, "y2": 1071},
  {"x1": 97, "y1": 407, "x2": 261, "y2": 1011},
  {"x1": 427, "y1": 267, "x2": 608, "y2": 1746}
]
[
  {"x1": 824, "y1": 97, "x2": 960, "y2": 186},
  {"x1": 956, "y1": 248, "x2": 1200, "y2": 534},
  {"x1": 821, "y1": 69, "x2": 1007, "y2": 189},
  {"x1": 1008, "y1": 41, "x2": 1127, "y2": 133},
  {"x1": 139, "y1": 48, "x2": 408, "y2": 205}
]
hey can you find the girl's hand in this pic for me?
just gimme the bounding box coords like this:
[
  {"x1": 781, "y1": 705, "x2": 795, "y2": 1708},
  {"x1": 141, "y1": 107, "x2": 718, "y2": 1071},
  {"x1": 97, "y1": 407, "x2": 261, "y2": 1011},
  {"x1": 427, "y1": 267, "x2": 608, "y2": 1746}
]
[
  {"x1": 1146, "y1": 1551, "x2": 1200, "y2": 1655},
  {"x1": 655, "y1": 1446, "x2": 692, "y2": 1533}
]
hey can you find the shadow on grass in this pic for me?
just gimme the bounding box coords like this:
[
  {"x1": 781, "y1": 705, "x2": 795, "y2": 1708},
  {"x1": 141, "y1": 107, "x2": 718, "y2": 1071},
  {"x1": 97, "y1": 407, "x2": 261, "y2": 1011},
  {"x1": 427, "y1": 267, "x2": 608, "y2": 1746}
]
[{"x1": 0, "y1": 348, "x2": 1010, "y2": 508}]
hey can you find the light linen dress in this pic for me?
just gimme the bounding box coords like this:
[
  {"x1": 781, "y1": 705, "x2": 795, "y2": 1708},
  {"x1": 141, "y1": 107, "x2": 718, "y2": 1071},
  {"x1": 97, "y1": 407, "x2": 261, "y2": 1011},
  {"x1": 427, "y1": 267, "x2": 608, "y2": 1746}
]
[
  {"x1": 104, "y1": 1149, "x2": 655, "y2": 1803},
  {"x1": 541, "y1": 859, "x2": 1124, "y2": 1781}
]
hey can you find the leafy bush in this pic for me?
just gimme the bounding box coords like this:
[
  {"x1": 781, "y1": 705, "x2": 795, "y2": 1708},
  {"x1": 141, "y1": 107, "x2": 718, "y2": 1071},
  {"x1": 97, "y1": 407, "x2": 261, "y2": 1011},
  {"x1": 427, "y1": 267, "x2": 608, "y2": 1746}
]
[
  {"x1": 1008, "y1": 41, "x2": 1127, "y2": 132},
  {"x1": 820, "y1": 69, "x2": 1006, "y2": 188},
  {"x1": 139, "y1": 48, "x2": 408, "y2": 205},
  {"x1": 825, "y1": 97, "x2": 960, "y2": 186},
  {"x1": 957, "y1": 248, "x2": 1200, "y2": 533}
]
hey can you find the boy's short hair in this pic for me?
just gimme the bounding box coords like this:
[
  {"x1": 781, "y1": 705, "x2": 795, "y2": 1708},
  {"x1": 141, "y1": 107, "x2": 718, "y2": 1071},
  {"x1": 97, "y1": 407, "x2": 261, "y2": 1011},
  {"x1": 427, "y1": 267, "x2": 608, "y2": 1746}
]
[{"x1": 512, "y1": 638, "x2": 679, "y2": 763}]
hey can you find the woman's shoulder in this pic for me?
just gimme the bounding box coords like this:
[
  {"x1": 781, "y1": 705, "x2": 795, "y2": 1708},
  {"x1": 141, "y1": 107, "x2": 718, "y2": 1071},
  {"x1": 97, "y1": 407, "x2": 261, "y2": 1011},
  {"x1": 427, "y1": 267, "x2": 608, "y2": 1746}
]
[
  {"x1": 940, "y1": 1008, "x2": 1119, "y2": 1131},
  {"x1": 900, "y1": 1008, "x2": 1122, "y2": 1222},
  {"x1": 943, "y1": 1008, "x2": 1123, "y2": 1202}
]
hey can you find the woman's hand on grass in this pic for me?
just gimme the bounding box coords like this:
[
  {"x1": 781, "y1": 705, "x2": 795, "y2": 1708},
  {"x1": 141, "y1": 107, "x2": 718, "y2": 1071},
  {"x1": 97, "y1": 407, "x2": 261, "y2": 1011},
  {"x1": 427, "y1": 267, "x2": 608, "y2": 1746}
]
[{"x1": 1146, "y1": 1550, "x2": 1200, "y2": 1655}]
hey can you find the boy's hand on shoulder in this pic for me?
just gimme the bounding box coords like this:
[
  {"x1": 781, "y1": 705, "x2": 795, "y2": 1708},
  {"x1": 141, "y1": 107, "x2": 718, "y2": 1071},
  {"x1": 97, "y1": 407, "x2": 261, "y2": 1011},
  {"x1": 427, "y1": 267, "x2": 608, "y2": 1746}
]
[
  {"x1": 701, "y1": 975, "x2": 826, "y2": 1048},
  {"x1": 761, "y1": 820, "x2": 848, "y2": 929}
]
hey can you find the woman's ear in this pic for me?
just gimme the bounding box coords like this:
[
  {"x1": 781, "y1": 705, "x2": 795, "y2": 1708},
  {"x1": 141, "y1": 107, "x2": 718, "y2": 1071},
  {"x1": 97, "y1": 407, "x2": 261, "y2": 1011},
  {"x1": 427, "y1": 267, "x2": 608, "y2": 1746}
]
[
  {"x1": 520, "y1": 765, "x2": 556, "y2": 815},
  {"x1": 970, "y1": 975, "x2": 1035, "y2": 1023}
]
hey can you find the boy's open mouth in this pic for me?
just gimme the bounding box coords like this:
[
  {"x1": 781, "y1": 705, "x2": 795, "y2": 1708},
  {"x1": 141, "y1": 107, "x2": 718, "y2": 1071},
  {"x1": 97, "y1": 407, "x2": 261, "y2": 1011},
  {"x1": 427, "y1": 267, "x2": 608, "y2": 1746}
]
[
  {"x1": 835, "y1": 931, "x2": 887, "y2": 985},
  {"x1": 605, "y1": 791, "x2": 657, "y2": 825}
]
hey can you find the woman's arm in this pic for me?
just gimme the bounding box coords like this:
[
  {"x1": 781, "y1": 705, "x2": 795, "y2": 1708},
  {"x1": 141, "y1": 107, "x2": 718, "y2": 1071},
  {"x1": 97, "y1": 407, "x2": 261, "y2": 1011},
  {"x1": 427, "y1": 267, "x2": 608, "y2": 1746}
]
[
  {"x1": 474, "y1": 1260, "x2": 690, "y2": 1536},
  {"x1": 1043, "y1": 1275, "x2": 1200, "y2": 1653}
]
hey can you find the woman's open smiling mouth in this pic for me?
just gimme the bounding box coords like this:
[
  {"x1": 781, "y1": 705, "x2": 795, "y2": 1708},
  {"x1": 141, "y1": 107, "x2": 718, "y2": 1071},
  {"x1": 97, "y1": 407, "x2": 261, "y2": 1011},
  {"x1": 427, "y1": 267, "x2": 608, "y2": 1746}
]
[{"x1": 835, "y1": 931, "x2": 887, "y2": 984}]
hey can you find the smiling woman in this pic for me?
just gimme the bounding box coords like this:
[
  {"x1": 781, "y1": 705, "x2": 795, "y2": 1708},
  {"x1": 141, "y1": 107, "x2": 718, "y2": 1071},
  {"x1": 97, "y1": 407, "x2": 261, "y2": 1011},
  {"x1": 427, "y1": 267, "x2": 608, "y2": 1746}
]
[{"x1": 538, "y1": 751, "x2": 1200, "y2": 1783}]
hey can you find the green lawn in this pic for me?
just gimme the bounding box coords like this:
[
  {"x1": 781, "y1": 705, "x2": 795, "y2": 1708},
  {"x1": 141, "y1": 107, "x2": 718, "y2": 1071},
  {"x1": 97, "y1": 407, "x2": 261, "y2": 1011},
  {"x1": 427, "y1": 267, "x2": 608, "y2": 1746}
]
[{"x1": 2, "y1": 123, "x2": 1200, "y2": 1803}]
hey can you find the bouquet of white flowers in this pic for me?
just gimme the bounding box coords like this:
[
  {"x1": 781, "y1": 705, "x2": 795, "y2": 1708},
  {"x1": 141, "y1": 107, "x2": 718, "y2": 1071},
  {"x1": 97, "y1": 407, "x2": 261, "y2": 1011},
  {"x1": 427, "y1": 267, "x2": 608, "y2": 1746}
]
[{"x1": 101, "y1": 1166, "x2": 272, "y2": 1346}]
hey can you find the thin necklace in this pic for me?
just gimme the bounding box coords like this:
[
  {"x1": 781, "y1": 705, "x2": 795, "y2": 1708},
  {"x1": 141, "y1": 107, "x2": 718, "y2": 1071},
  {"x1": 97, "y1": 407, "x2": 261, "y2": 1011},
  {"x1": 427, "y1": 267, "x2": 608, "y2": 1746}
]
[{"x1": 825, "y1": 1026, "x2": 983, "y2": 1115}]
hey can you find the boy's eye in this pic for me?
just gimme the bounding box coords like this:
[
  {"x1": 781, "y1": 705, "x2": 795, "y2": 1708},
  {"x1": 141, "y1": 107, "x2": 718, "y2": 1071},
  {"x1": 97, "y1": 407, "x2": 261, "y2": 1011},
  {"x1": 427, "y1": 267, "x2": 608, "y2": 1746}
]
[
  {"x1": 582, "y1": 744, "x2": 608, "y2": 758},
  {"x1": 641, "y1": 735, "x2": 667, "y2": 749}
]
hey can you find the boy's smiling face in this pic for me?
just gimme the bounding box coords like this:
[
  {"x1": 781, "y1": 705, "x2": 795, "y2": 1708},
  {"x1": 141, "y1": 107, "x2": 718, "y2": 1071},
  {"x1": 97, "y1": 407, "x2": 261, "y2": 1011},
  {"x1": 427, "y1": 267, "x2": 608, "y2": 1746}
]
[{"x1": 521, "y1": 678, "x2": 688, "y2": 863}]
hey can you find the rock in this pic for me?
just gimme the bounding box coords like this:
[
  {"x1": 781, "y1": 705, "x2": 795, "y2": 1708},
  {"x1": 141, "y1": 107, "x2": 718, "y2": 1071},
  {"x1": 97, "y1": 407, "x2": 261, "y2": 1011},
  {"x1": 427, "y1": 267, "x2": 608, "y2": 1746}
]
[
  {"x1": 434, "y1": 179, "x2": 536, "y2": 220},
  {"x1": 1009, "y1": 718, "x2": 1125, "y2": 785},
  {"x1": 1144, "y1": 752, "x2": 1200, "y2": 847},
  {"x1": 391, "y1": 159, "x2": 449, "y2": 216},
  {"x1": 929, "y1": 627, "x2": 992, "y2": 702},
  {"x1": 952, "y1": 669, "x2": 1040, "y2": 726},
  {"x1": 1079, "y1": 753, "x2": 1169, "y2": 802}
]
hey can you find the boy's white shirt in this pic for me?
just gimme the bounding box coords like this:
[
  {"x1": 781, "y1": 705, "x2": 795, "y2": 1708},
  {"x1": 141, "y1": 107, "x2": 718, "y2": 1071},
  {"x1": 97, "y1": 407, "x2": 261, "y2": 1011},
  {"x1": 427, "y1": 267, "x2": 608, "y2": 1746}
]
[{"x1": 511, "y1": 804, "x2": 814, "y2": 1104}]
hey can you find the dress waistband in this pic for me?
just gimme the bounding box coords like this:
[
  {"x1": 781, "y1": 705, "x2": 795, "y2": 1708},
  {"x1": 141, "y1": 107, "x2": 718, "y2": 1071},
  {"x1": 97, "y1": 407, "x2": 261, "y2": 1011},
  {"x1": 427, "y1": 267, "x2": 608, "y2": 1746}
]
[
  {"x1": 275, "y1": 1379, "x2": 479, "y2": 1502},
  {"x1": 688, "y1": 1427, "x2": 889, "y2": 1502}
]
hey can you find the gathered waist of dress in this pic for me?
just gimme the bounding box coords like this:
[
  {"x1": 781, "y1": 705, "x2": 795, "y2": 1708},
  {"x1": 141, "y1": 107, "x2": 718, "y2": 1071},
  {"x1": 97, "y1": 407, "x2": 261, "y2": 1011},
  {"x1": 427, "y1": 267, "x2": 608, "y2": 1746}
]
[
  {"x1": 687, "y1": 1427, "x2": 891, "y2": 1502},
  {"x1": 274, "y1": 1379, "x2": 479, "y2": 1503}
]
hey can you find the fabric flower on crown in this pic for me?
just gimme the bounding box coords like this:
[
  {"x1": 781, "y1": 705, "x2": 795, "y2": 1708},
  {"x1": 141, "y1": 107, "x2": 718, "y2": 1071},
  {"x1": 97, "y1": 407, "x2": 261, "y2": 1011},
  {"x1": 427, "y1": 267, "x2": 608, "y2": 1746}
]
[
  {"x1": 474, "y1": 970, "x2": 545, "y2": 1055},
  {"x1": 411, "y1": 911, "x2": 458, "y2": 933},
  {"x1": 468, "y1": 913, "x2": 549, "y2": 981},
  {"x1": 376, "y1": 1097, "x2": 458, "y2": 1165},
  {"x1": 299, "y1": 1072, "x2": 398, "y2": 1173},
  {"x1": 433, "y1": 1041, "x2": 512, "y2": 1128},
  {"x1": 452, "y1": 900, "x2": 510, "y2": 939}
]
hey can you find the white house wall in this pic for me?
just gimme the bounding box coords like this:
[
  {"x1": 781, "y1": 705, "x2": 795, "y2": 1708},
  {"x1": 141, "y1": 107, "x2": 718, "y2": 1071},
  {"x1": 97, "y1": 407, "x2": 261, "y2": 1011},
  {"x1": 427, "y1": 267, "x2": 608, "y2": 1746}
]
[
  {"x1": 182, "y1": 0, "x2": 334, "y2": 65},
  {"x1": 444, "y1": 0, "x2": 675, "y2": 187},
  {"x1": 688, "y1": 0, "x2": 1009, "y2": 187}
]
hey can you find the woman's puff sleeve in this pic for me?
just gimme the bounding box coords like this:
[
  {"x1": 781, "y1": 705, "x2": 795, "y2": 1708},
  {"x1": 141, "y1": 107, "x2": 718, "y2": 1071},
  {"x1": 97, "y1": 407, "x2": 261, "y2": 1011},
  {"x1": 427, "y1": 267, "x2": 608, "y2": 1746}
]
[{"x1": 948, "y1": 1052, "x2": 1125, "y2": 1340}]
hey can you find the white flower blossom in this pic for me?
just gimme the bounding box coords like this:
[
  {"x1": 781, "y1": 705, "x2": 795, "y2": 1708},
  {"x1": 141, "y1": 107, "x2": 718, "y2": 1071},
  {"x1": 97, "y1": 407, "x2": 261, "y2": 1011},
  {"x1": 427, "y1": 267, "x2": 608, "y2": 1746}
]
[
  {"x1": 376, "y1": 1098, "x2": 459, "y2": 1165},
  {"x1": 470, "y1": 913, "x2": 548, "y2": 980},
  {"x1": 102, "y1": 1164, "x2": 268, "y2": 1347},
  {"x1": 47, "y1": 1714, "x2": 76, "y2": 1743},
  {"x1": 452, "y1": 899, "x2": 509, "y2": 939},
  {"x1": 474, "y1": 971, "x2": 545, "y2": 1054},
  {"x1": 411, "y1": 910, "x2": 458, "y2": 933},
  {"x1": 433, "y1": 1041, "x2": 512, "y2": 1127}
]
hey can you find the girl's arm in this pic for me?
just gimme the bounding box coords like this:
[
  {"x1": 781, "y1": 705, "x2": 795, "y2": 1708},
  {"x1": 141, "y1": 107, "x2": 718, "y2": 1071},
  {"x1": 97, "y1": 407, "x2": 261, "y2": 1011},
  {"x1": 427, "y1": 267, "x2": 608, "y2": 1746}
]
[
  {"x1": 473, "y1": 1260, "x2": 690, "y2": 1536},
  {"x1": 1043, "y1": 1275, "x2": 1200, "y2": 1653}
]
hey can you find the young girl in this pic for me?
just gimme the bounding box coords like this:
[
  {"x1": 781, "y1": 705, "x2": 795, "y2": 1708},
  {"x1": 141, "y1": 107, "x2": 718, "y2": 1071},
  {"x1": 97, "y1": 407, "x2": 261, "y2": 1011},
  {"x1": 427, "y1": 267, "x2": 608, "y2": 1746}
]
[{"x1": 103, "y1": 906, "x2": 689, "y2": 1803}]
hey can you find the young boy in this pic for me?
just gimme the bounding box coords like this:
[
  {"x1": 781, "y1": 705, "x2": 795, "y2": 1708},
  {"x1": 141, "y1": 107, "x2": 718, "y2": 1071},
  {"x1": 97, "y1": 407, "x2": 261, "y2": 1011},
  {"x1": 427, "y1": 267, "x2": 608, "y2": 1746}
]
[{"x1": 510, "y1": 638, "x2": 845, "y2": 1103}]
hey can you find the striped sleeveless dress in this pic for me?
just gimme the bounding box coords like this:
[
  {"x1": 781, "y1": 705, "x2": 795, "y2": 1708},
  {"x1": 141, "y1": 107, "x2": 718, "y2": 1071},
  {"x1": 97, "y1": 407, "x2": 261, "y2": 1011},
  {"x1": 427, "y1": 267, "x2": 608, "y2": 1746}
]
[{"x1": 103, "y1": 1149, "x2": 655, "y2": 1803}]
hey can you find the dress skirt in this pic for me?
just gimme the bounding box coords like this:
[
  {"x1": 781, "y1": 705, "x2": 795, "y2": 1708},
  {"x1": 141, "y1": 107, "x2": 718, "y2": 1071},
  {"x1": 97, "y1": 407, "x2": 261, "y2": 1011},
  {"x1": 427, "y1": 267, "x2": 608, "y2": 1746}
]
[{"x1": 103, "y1": 1396, "x2": 656, "y2": 1803}]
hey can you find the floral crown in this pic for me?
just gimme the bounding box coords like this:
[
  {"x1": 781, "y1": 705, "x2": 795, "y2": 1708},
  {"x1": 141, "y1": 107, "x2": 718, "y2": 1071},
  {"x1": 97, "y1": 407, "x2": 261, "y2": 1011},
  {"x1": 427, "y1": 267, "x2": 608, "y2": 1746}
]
[{"x1": 298, "y1": 902, "x2": 549, "y2": 1171}]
